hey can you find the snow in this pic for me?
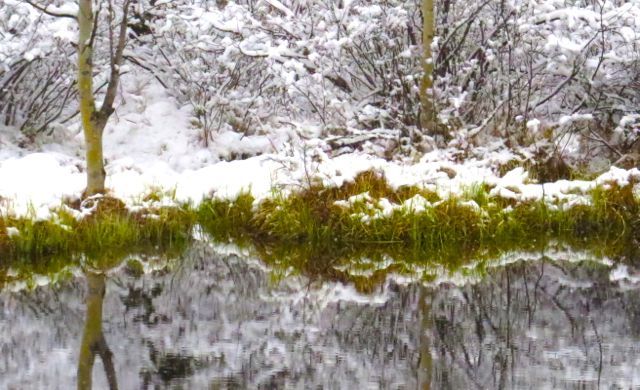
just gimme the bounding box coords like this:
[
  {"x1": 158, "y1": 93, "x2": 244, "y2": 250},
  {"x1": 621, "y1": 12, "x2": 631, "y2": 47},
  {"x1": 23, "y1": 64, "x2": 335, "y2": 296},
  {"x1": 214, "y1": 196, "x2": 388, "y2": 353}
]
[
  {"x1": 5, "y1": 227, "x2": 19, "y2": 237},
  {"x1": 334, "y1": 191, "x2": 373, "y2": 208},
  {"x1": 596, "y1": 167, "x2": 640, "y2": 187},
  {"x1": 0, "y1": 153, "x2": 85, "y2": 218},
  {"x1": 400, "y1": 194, "x2": 432, "y2": 213},
  {"x1": 610, "y1": 264, "x2": 640, "y2": 284},
  {"x1": 0, "y1": 75, "x2": 638, "y2": 220},
  {"x1": 526, "y1": 118, "x2": 541, "y2": 133}
]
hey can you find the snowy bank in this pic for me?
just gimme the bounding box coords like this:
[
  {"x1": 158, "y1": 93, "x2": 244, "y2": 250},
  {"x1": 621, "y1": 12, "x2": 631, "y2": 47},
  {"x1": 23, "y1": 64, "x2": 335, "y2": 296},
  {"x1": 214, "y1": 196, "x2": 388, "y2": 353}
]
[
  {"x1": 1, "y1": 77, "x2": 638, "y2": 220},
  {"x1": 1, "y1": 143, "x2": 639, "y2": 220}
]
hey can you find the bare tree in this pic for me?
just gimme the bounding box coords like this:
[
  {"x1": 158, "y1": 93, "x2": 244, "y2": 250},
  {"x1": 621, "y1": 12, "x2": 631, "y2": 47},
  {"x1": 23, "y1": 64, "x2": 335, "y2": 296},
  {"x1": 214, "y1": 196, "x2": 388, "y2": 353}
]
[
  {"x1": 22, "y1": 0, "x2": 132, "y2": 195},
  {"x1": 78, "y1": 0, "x2": 131, "y2": 195}
]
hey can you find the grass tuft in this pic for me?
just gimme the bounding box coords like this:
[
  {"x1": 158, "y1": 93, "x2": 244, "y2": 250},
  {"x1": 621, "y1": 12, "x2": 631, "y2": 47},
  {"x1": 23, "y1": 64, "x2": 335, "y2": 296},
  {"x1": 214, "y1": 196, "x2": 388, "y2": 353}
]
[{"x1": 0, "y1": 198, "x2": 194, "y2": 262}]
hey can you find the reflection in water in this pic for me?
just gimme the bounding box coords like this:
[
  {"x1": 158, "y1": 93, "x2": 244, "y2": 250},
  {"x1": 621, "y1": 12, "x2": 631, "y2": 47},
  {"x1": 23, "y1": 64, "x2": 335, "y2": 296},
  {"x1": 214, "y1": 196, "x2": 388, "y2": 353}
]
[
  {"x1": 1, "y1": 244, "x2": 640, "y2": 388},
  {"x1": 77, "y1": 272, "x2": 117, "y2": 390},
  {"x1": 418, "y1": 287, "x2": 433, "y2": 390},
  {"x1": 427, "y1": 258, "x2": 640, "y2": 389}
]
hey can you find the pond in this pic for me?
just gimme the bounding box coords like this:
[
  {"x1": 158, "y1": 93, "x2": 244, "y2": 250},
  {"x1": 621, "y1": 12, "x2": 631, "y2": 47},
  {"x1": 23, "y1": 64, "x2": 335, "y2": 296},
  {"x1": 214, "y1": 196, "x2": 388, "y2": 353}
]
[{"x1": 1, "y1": 242, "x2": 640, "y2": 389}]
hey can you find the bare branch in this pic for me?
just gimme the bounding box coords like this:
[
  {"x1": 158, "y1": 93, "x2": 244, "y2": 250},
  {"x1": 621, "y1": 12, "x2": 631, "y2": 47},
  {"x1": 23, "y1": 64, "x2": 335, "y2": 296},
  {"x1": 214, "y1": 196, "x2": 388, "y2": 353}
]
[
  {"x1": 88, "y1": 1, "x2": 102, "y2": 50},
  {"x1": 21, "y1": 0, "x2": 77, "y2": 20},
  {"x1": 100, "y1": 0, "x2": 132, "y2": 118}
]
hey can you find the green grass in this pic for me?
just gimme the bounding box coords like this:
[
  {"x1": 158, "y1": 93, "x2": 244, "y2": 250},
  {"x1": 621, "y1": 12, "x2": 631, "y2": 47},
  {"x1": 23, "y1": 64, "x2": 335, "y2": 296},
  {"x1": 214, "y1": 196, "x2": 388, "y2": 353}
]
[
  {"x1": 0, "y1": 196, "x2": 195, "y2": 261},
  {"x1": 193, "y1": 172, "x2": 640, "y2": 294},
  {"x1": 196, "y1": 192, "x2": 255, "y2": 244},
  {"x1": 203, "y1": 179, "x2": 635, "y2": 247},
  {"x1": 0, "y1": 171, "x2": 638, "y2": 277}
]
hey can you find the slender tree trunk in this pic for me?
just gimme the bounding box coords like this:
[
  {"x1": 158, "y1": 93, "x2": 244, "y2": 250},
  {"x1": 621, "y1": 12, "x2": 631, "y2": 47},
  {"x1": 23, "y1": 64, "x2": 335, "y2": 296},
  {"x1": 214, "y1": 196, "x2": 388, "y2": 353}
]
[
  {"x1": 78, "y1": 0, "x2": 106, "y2": 195},
  {"x1": 77, "y1": 273, "x2": 118, "y2": 390},
  {"x1": 77, "y1": 0, "x2": 130, "y2": 196},
  {"x1": 84, "y1": 119, "x2": 108, "y2": 196},
  {"x1": 420, "y1": 0, "x2": 438, "y2": 134}
]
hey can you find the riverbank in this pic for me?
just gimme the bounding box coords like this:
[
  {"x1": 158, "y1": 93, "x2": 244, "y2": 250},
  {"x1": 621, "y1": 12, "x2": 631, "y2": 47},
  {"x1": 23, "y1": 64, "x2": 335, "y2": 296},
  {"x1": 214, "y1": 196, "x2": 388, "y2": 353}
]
[{"x1": 1, "y1": 168, "x2": 638, "y2": 263}]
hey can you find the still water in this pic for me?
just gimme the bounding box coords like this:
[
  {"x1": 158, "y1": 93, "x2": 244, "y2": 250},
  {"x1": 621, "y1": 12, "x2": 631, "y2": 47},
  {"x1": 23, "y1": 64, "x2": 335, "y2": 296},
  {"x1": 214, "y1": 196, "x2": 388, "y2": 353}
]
[{"x1": 1, "y1": 243, "x2": 640, "y2": 389}]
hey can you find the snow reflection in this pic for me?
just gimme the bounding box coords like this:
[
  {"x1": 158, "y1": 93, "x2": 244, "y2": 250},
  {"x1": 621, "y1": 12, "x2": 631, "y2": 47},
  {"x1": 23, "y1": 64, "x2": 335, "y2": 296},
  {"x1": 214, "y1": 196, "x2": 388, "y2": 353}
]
[{"x1": 1, "y1": 244, "x2": 640, "y2": 388}]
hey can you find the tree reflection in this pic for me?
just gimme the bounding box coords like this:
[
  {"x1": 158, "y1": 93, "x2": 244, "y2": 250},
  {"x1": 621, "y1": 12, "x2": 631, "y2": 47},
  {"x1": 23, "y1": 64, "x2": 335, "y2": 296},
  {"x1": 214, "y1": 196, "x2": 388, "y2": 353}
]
[
  {"x1": 77, "y1": 272, "x2": 118, "y2": 390},
  {"x1": 424, "y1": 258, "x2": 640, "y2": 388},
  {"x1": 4, "y1": 242, "x2": 640, "y2": 388},
  {"x1": 417, "y1": 287, "x2": 433, "y2": 389}
]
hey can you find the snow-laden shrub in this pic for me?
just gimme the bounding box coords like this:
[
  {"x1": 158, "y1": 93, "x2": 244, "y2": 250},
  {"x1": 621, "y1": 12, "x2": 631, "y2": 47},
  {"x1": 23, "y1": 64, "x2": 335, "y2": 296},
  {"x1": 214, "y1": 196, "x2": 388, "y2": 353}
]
[
  {"x1": 0, "y1": 0, "x2": 141, "y2": 140},
  {"x1": 141, "y1": 0, "x2": 640, "y2": 158},
  {"x1": 138, "y1": 0, "x2": 423, "y2": 146},
  {"x1": 0, "y1": 0, "x2": 77, "y2": 135},
  {"x1": 4, "y1": 0, "x2": 639, "y2": 162},
  {"x1": 435, "y1": 0, "x2": 640, "y2": 157}
]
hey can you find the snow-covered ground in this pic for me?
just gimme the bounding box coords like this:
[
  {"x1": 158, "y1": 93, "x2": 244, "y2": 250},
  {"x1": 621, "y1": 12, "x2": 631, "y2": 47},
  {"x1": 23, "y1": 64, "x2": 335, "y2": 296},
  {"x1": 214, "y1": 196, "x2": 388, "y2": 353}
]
[{"x1": 1, "y1": 77, "x2": 639, "y2": 220}]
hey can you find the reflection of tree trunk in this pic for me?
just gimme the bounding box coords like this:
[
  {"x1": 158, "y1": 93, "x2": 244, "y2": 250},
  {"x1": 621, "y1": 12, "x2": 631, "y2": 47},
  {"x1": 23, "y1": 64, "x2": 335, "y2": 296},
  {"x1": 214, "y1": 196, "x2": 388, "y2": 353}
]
[
  {"x1": 417, "y1": 287, "x2": 433, "y2": 389},
  {"x1": 77, "y1": 273, "x2": 118, "y2": 390}
]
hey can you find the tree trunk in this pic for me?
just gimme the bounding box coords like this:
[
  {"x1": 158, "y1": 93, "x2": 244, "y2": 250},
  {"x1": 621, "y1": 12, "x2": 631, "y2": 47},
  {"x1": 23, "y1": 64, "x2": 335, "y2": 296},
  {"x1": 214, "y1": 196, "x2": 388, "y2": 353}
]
[
  {"x1": 85, "y1": 119, "x2": 107, "y2": 196},
  {"x1": 78, "y1": 0, "x2": 106, "y2": 195},
  {"x1": 420, "y1": 0, "x2": 438, "y2": 134}
]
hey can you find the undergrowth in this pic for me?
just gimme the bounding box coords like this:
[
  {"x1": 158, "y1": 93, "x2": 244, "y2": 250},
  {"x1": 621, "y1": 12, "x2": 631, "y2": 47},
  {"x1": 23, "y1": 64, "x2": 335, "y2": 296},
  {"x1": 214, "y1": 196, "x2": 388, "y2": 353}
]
[
  {"x1": 197, "y1": 171, "x2": 639, "y2": 254},
  {"x1": 1, "y1": 170, "x2": 638, "y2": 271}
]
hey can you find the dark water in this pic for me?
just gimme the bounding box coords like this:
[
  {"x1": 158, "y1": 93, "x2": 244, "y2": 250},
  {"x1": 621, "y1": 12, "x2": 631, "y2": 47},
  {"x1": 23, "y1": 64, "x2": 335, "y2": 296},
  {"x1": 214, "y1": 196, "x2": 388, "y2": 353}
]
[{"x1": 2, "y1": 244, "x2": 640, "y2": 389}]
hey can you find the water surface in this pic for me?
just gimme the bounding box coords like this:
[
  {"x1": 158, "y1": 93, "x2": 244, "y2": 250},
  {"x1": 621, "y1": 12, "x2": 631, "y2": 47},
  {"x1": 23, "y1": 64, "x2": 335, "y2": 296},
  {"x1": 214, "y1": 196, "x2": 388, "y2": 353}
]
[{"x1": 1, "y1": 244, "x2": 640, "y2": 389}]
